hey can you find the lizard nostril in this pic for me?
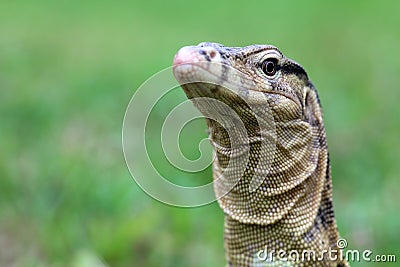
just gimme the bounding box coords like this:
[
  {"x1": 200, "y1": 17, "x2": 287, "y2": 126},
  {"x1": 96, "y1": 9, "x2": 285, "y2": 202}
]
[
  {"x1": 209, "y1": 50, "x2": 216, "y2": 59},
  {"x1": 199, "y1": 48, "x2": 219, "y2": 62}
]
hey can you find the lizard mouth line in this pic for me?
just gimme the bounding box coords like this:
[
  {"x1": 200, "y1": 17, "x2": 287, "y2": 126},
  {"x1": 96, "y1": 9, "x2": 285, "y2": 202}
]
[{"x1": 174, "y1": 62, "x2": 298, "y2": 105}]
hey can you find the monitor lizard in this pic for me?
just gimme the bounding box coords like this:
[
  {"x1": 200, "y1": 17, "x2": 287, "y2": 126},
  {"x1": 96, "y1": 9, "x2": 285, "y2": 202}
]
[{"x1": 173, "y1": 42, "x2": 349, "y2": 267}]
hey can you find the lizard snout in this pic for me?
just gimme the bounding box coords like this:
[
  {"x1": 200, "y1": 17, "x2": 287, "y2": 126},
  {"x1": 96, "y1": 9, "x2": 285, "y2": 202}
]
[{"x1": 173, "y1": 45, "x2": 221, "y2": 67}]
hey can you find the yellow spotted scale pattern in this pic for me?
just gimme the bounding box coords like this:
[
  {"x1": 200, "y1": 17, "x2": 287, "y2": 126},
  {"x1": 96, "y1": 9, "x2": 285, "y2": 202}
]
[{"x1": 173, "y1": 43, "x2": 349, "y2": 267}]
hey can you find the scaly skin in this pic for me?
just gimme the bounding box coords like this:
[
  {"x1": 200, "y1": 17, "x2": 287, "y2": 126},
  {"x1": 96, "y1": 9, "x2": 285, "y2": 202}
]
[{"x1": 173, "y1": 42, "x2": 349, "y2": 267}]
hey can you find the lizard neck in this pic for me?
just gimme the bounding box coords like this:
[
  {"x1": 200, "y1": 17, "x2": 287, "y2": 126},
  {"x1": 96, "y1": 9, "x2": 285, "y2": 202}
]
[{"x1": 212, "y1": 89, "x2": 343, "y2": 266}]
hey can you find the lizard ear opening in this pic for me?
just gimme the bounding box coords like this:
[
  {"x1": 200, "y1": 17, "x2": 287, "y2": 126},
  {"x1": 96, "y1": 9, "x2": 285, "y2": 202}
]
[{"x1": 303, "y1": 86, "x2": 323, "y2": 127}]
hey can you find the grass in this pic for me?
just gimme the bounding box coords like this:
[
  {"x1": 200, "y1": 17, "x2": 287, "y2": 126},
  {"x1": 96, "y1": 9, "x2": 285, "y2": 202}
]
[{"x1": 0, "y1": 0, "x2": 399, "y2": 266}]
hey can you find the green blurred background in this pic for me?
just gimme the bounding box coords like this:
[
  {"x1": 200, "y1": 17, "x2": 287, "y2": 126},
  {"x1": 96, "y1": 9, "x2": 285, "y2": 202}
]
[{"x1": 1, "y1": 0, "x2": 399, "y2": 266}]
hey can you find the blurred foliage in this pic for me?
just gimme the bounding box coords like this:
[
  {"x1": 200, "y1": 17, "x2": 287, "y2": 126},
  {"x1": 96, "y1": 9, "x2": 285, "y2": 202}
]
[{"x1": 0, "y1": 0, "x2": 399, "y2": 266}]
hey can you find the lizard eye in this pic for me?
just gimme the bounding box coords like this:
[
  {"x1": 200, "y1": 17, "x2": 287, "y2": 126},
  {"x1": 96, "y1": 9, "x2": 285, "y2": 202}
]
[{"x1": 261, "y1": 59, "x2": 278, "y2": 76}]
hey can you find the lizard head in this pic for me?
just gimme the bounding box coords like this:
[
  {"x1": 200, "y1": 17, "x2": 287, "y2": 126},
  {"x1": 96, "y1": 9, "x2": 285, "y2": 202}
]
[{"x1": 173, "y1": 42, "x2": 318, "y2": 128}]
